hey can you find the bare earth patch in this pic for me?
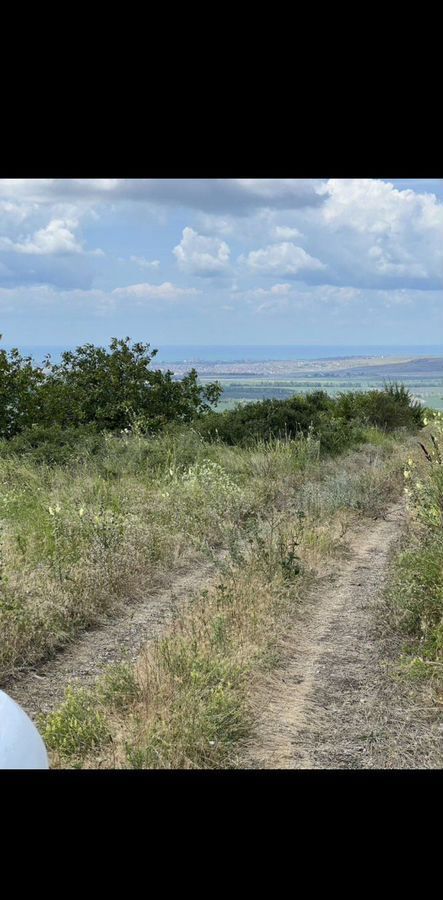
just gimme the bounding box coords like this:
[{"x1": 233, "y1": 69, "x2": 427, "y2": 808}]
[{"x1": 245, "y1": 500, "x2": 443, "y2": 769}]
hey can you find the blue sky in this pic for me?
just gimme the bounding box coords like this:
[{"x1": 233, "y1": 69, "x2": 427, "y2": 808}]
[{"x1": 0, "y1": 178, "x2": 442, "y2": 348}]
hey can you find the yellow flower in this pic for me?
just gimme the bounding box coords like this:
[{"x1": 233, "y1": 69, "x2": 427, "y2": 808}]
[
  {"x1": 79, "y1": 508, "x2": 85, "y2": 517},
  {"x1": 48, "y1": 506, "x2": 54, "y2": 516}
]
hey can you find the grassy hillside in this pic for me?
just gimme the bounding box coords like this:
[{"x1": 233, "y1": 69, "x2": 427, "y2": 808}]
[
  {"x1": 22, "y1": 425, "x2": 411, "y2": 768},
  {"x1": 0, "y1": 343, "x2": 429, "y2": 767}
]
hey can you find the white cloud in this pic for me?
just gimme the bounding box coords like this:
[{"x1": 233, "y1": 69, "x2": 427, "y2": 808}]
[
  {"x1": 1, "y1": 179, "x2": 442, "y2": 302},
  {"x1": 173, "y1": 227, "x2": 230, "y2": 275},
  {"x1": 112, "y1": 281, "x2": 200, "y2": 300},
  {"x1": 0, "y1": 218, "x2": 92, "y2": 256},
  {"x1": 271, "y1": 225, "x2": 302, "y2": 241},
  {"x1": 321, "y1": 178, "x2": 440, "y2": 233},
  {"x1": 130, "y1": 255, "x2": 160, "y2": 270},
  {"x1": 316, "y1": 179, "x2": 443, "y2": 287},
  {"x1": 270, "y1": 282, "x2": 292, "y2": 294},
  {"x1": 0, "y1": 281, "x2": 201, "y2": 315},
  {"x1": 0, "y1": 200, "x2": 32, "y2": 226},
  {"x1": 242, "y1": 242, "x2": 326, "y2": 276}
]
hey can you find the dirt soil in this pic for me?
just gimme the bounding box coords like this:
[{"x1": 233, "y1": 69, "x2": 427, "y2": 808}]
[{"x1": 245, "y1": 500, "x2": 443, "y2": 769}]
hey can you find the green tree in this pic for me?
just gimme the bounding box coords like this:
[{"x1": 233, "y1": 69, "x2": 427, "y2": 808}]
[
  {"x1": 40, "y1": 337, "x2": 222, "y2": 431},
  {"x1": 0, "y1": 339, "x2": 45, "y2": 438}
]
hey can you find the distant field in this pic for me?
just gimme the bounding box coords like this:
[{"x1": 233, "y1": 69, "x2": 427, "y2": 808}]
[{"x1": 193, "y1": 356, "x2": 443, "y2": 412}]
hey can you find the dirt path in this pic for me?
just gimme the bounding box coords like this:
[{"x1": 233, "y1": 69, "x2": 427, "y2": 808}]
[
  {"x1": 3, "y1": 558, "x2": 222, "y2": 722},
  {"x1": 5, "y1": 496, "x2": 442, "y2": 768},
  {"x1": 245, "y1": 500, "x2": 443, "y2": 769}
]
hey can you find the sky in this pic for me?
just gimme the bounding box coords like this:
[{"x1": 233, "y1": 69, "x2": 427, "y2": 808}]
[{"x1": 0, "y1": 177, "x2": 442, "y2": 349}]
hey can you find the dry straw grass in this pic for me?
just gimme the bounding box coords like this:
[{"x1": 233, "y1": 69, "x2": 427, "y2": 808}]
[{"x1": 38, "y1": 429, "x2": 414, "y2": 768}]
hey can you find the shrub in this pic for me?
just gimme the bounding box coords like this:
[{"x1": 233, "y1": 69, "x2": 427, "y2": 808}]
[
  {"x1": 0, "y1": 343, "x2": 45, "y2": 438},
  {"x1": 0, "y1": 424, "x2": 103, "y2": 466},
  {"x1": 0, "y1": 338, "x2": 222, "y2": 438},
  {"x1": 39, "y1": 338, "x2": 222, "y2": 432},
  {"x1": 197, "y1": 385, "x2": 421, "y2": 451},
  {"x1": 335, "y1": 382, "x2": 423, "y2": 431}
]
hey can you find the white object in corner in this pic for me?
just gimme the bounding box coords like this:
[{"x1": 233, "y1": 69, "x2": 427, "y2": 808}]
[{"x1": 0, "y1": 690, "x2": 49, "y2": 769}]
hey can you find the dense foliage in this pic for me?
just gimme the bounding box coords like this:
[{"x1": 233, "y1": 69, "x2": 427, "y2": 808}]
[
  {"x1": 197, "y1": 384, "x2": 423, "y2": 454},
  {"x1": 334, "y1": 383, "x2": 423, "y2": 431},
  {"x1": 0, "y1": 338, "x2": 423, "y2": 463},
  {"x1": 0, "y1": 338, "x2": 222, "y2": 439},
  {"x1": 0, "y1": 345, "x2": 45, "y2": 438}
]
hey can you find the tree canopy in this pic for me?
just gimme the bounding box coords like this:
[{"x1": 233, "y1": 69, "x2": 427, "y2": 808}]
[{"x1": 0, "y1": 337, "x2": 222, "y2": 438}]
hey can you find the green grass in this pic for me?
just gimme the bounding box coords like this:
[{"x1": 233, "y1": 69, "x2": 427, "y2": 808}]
[
  {"x1": 383, "y1": 415, "x2": 443, "y2": 685},
  {"x1": 38, "y1": 428, "x2": 414, "y2": 769},
  {"x1": 0, "y1": 424, "x2": 413, "y2": 684}
]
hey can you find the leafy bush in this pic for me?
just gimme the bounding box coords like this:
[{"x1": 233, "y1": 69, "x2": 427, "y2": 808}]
[
  {"x1": 197, "y1": 383, "x2": 422, "y2": 452},
  {"x1": 0, "y1": 337, "x2": 222, "y2": 438},
  {"x1": 0, "y1": 335, "x2": 422, "y2": 458},
  {"x1": 335, "y1": 382, "x2": 423, "y2": 431},
  {"x1": 0, "y1": 343, "x2": 45, "y2": 438},
  {"x1": 197, "y1": 391, "x2": 335, "y2": 446},
  {"x1": 0, "y1": 424, "x2": 103, "y2": 466}
]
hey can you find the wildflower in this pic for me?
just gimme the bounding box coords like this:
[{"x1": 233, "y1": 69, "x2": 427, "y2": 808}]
[
  {"x1": 407, "y1": 458, "x2": 414, "y2": 466},
  {"x1": 415, "y1": 482, "x2": 423, "y2": 490},
  {"x1": 404, "y1": 469, "x2": 411, "y2": 479},
  {"x1": 79, "y1": 508, "x2": 85, "y2": 517},
  {"x1": 423, "y1": 417, "x2": 428, "y2": 425},
  {"x1": 48, "y1": 506, "x2": 54, "y2": 516}
]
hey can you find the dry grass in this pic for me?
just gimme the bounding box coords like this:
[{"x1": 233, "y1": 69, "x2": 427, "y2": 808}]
[
  {"x1": 381, "y1": 420, "x2": 443, "y2": 686},
  {"x1": 1, "y1": 425, "x2": 403, "y2": 681},
  {"x1": 38, "y1": 430, "x2": 415, "y2": 769}
]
